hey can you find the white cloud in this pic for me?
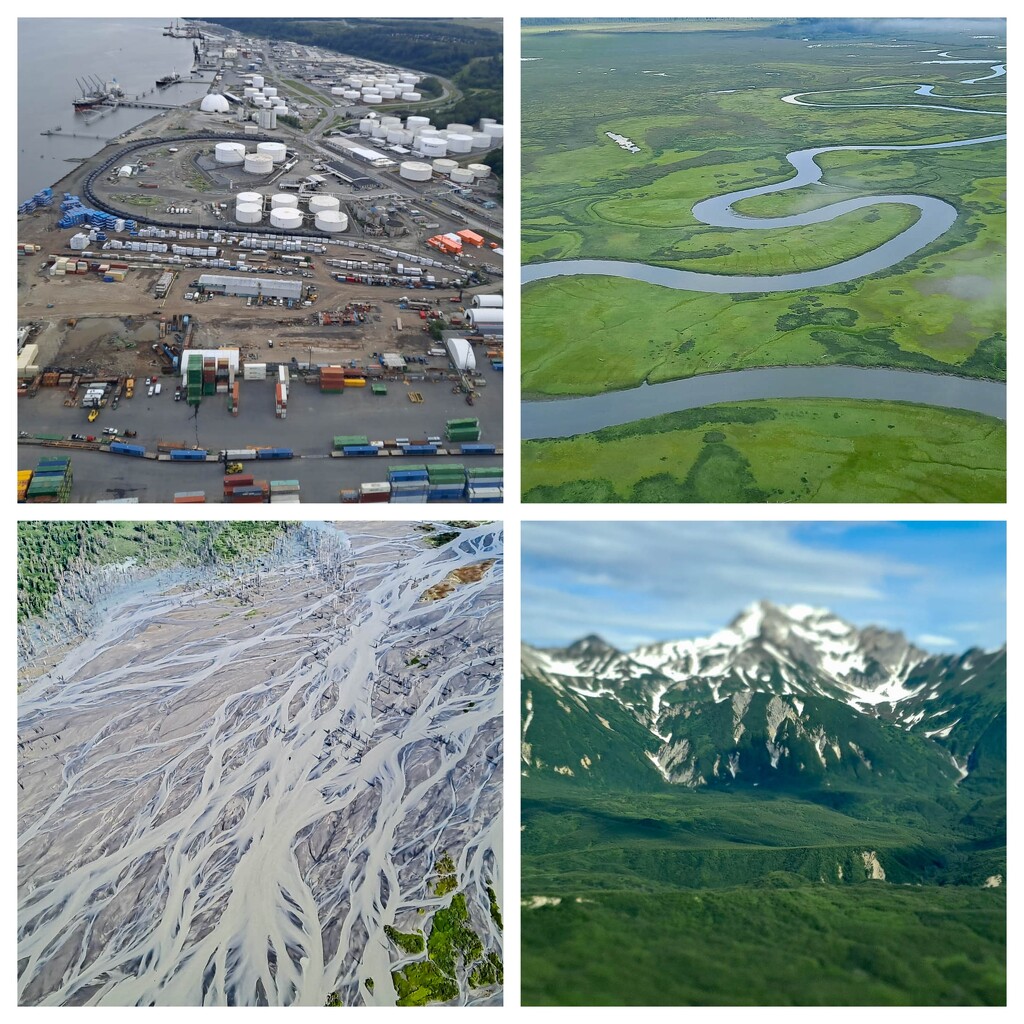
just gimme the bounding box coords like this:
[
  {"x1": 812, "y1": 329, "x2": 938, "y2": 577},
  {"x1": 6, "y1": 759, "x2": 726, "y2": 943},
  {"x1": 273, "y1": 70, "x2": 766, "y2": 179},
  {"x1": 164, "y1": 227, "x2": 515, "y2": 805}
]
[{"x1": 917, "y1": 634, "x2": 958, "y2": 650}]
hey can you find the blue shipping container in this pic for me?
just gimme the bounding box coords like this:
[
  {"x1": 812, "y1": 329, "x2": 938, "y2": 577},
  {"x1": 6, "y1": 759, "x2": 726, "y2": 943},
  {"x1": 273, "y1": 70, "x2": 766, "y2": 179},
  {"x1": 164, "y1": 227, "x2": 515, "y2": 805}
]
[
  {"x1": 170, "y1": 449, "x2": 207, "y2": 461},
  {"x1": 110, "y1": 442, "x2": 145, "y2": 457},
  {"x1": 343, "y1": 446, "x2": 379, "y2": 457}
]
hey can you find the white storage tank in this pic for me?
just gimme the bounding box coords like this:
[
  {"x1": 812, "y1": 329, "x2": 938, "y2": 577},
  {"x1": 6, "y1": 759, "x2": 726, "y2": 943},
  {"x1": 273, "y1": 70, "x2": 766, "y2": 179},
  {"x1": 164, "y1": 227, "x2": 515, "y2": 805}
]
[
  {"x1": 331, "y1": 86, "x2": 345, "y2": 95},
  {"x1": 251, "y1": 74, "x2": 264, "y2": 89},
  {"x1": 486, "y1": 124, "x2": 505, "y2": 142},
  {"x1": 315, "y1": 210, "x2": 348, "y2": 233},
  {"x1": 401, "y1": 73, "x2": 419, "y2": 84},
  {"x1": 359, "y1": 118, "x2": 378, "y2": 134},
  {"x1": 235, "y1": 203, "x2": 262, "y2": 224},
  {"x1": 363, "y1": 94, "x2": 382, "y2": 105},
  {"x1": 308, "y1": 194, "x2": 341, "y2": 214},
  {"x1": 473, "y1": 294, "x2": 503, "y2": 307},
  {"x1": 387, "y1": 128, "x2": 411, "y2": 145},
  {"x1": 270, "y1": 207, "x2": 303, "y2": 230},
  {"x1": 214, "y1": 141, "x2": 247, "y2": 165},
  {"x1": 470, "y1": 132, "x2": 492, "y2": 149},
  {"x1": 379, "y1": 89, "x2": 397, "y2": 100},
  {"x1": 385, "y1": 73, "x2": 400, "y2": 83},
  {"x1": 401, "y1": 92, "x2": 422, "y2": 102},
  {"x1": 447, "y1": 123, "x2": 474, "y2": 135},
  {"x1": 274, "y1": 106, "x2": 289, "y2": 118},
  {"x1": 236, "y1": 191, "x2": 263, "y2": 206},
  {"x1": 406, "y1": 115, "x2": 430, "y2": 129},
  {"x1": 257, "y1": 141, "x2": 288, "y2": 164},
  {"x1": 432, "y1": 158, "x2": 458, "y2": 176},
  {"x1": 271, "y1": 193, "x2": 299, "y2": 209},
  {"x1": 243, "y1": 87, "x2": 258, "y2": 99},
  {"x1": 400, "y1": 160, "x2": 433, "y2": 182},
  {"x1": 418, "y1": 137, "x2": 448, "y2": 158},
  {"x1": 380, "y1": 115, "x2": 402, "y2": 126},
  {"x1": 450, "y1": 167, "x2": 475, "y2": 185},
  {"x1": 343, "y1": 90, "x2": 360, "y2": 100},
  {"x1": 447, "y1": 133, "x2": 473, "y2": 154},
  {"x1": 371, "y1": 123, "x2": 389, "y2": 139},
  {"x1": 253, "y1": 96, "x2": 270, "y2": 107},
  {"x1": 244, "y1": 153, "x2": 273, "y2": 175},
  {"x1": 263, "y1": 86, "x2": 277, "y2": 97},
  {"x1": 258, "y1": 108, "x2": 278, "y2": 129},
  {"x1": 467, "y1": 163, "x2": 491, "y2": 180}
]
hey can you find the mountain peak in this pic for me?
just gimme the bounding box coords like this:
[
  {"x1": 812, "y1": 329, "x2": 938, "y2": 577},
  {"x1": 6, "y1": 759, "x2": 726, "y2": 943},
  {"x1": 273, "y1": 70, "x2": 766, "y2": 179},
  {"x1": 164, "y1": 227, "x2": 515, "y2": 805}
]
[{"x1": 564, "y1": 633, "x2": 619, "y2": 657}]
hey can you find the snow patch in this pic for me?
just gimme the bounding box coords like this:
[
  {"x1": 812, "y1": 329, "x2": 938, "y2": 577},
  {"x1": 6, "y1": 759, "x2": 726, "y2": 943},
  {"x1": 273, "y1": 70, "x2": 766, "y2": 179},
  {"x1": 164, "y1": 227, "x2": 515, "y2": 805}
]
[{"x1": 522, "y1": 896, "x2": 561, "y2": 908}]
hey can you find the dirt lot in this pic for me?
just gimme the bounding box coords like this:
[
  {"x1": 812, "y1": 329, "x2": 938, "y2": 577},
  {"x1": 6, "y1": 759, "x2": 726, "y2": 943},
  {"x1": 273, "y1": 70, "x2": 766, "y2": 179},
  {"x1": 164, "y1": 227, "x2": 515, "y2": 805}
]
[{"x1": 19, "y1": 246, "x2": 497, "y2": 376}]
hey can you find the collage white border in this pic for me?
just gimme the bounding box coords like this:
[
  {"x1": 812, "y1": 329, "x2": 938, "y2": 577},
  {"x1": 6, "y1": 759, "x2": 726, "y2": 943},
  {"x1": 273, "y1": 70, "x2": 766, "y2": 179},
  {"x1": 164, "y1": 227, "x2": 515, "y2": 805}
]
[{"x1": 4, "y1": 0, "x2": 1017, "y2": 1015}]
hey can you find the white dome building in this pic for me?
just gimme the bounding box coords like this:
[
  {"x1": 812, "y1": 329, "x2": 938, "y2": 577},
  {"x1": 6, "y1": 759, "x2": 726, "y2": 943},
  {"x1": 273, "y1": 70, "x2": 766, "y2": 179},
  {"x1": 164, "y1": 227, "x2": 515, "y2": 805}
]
[{"x1": 200, "y1": 93, "x2": 230, "y2": 114}]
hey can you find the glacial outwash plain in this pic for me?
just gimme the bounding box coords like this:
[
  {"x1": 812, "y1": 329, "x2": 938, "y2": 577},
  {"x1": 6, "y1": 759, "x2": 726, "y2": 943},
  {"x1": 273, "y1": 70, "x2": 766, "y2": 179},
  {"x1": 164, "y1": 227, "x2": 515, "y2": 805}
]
[
  {"x1": 521, "y1": 18, "x2": 1006, "y2": 502},
  {"x1": 17, "y1": 521, "x2": 503, "y2": 1007}
]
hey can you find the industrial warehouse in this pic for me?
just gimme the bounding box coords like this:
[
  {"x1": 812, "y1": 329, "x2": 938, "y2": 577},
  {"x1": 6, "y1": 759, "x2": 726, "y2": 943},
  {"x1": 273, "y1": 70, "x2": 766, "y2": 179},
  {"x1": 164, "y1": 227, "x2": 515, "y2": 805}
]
[{"x1": 18, "y1": 17, "x2": 504, "y2": 504}]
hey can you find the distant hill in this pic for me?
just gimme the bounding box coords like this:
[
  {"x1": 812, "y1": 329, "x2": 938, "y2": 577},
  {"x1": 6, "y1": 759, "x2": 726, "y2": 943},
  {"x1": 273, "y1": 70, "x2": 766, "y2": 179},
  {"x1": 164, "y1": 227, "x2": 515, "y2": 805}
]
[{"x1": 206, "y1": 19, "x2": 502, "y2": 79}]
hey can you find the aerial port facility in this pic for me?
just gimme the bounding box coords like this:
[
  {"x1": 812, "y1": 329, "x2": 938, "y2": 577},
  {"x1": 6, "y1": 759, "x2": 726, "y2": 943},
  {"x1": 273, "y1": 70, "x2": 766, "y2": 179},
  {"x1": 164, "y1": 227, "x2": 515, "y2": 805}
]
[{"x1": 18, "y1": 19, "x2": 504, "y2": 504}]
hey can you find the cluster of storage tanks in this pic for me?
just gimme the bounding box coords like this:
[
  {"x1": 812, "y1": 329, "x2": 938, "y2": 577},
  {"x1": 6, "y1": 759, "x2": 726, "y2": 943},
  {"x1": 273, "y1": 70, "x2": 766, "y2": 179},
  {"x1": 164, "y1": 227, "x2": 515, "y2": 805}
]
[
  {"x1": 359, "y1": 115, "x2": 503, "y2": 160},
  {"x1": 331, "y1": 70, "x2": 422, "y2": 104},
  {"x1": 214, "y1": 141, "x2": 288, "y2": 175},
  {"x1": 242, "y1": 81, "x2": 289, "y2": 118},
  {"x1": 232, "y1": 190, "x2": 349, "y2": 233},
  {"x1": 399, "y1": 159, "x2": 492, "y2": 184}
]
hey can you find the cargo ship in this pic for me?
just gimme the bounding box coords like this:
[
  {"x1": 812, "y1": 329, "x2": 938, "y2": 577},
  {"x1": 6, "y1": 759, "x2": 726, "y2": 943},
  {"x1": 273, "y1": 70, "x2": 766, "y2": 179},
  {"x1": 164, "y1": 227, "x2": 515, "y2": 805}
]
[
  {"x1": 156, "y1": 72, "x2": 181, "y2": 88},
  {"x1": 72, "y1": 76, "x2": 124, "y2": 112}
]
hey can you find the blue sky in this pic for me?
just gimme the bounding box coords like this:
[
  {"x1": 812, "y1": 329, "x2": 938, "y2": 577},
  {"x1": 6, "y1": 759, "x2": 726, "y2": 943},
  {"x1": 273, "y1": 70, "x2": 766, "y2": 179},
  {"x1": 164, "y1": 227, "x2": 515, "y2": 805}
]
[{"x1": 522, "y1": 521, "x2": 1005, "y2": 653}]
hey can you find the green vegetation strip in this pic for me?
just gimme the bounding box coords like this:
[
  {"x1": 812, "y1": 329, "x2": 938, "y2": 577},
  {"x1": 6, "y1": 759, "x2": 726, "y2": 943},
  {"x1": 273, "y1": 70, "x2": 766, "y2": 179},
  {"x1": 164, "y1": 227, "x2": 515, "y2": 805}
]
[
  {"x1": 521, "y1": 398, "x2": 1005, "y2": 503},
  {"x1": 18, "y1": 522, "x2": 292, "y2": 622},
  {"x1": 522, "y1": 885, "x2": 1005, "y2": 1005}
]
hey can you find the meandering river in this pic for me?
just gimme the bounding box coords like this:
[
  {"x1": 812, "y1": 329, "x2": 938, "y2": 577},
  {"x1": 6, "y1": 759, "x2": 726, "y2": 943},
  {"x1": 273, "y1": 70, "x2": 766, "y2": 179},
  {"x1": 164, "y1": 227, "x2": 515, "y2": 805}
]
[{"x1": 522, "y1": 63, "x2": 1006, "y2": 437}]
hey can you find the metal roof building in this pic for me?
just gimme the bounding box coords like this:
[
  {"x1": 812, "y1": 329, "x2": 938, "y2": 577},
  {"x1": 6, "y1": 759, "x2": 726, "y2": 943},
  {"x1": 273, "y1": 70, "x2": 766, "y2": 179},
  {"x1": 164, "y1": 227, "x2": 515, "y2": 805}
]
[{"x1": 197, "y1": 274, "x2": 303, "y2": 300}]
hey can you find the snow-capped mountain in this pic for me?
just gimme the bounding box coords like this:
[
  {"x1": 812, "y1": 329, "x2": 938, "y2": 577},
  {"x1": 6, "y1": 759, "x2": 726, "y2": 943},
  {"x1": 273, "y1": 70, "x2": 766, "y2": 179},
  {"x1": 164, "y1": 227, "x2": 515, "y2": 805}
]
[
  {"x1": 522, "y1": 602, "x2": 1005, "y2": 792},
  {"x1": 631, "y1": 600, "x2": 927, "y2": 707}
]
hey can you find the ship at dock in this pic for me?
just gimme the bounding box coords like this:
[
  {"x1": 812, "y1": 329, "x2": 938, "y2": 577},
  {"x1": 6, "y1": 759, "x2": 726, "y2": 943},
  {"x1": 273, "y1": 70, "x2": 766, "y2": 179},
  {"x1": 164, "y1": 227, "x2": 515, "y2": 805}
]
[
  {"x1": 156, "y1": 72, "x2": 181, "y2": 88},
  {"x1": 164, "y1": 19, "x2": 203, "y2": 39},
  {"x1": 72, "y1": 76, "x2": 124, "y2": 112}
]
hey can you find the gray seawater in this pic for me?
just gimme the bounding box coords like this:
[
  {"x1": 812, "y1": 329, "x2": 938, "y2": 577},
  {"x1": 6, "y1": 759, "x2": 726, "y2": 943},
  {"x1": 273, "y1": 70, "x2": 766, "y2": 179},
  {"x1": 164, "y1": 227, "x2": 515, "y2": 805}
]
[{"x1": 18, "y1": 18, "x2": 213, "y2": 203}]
